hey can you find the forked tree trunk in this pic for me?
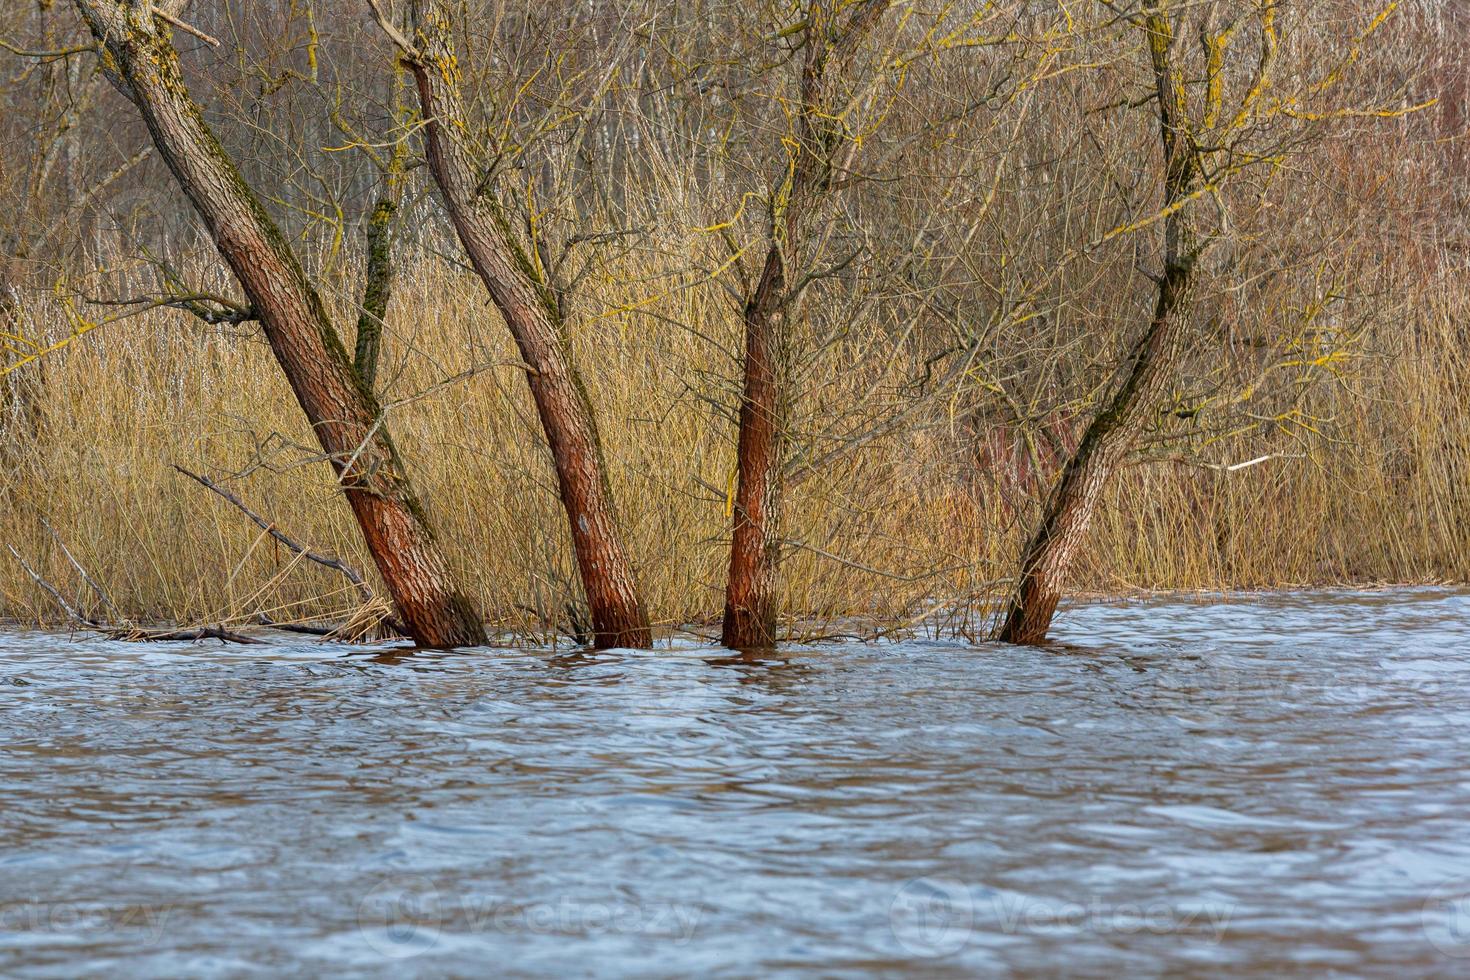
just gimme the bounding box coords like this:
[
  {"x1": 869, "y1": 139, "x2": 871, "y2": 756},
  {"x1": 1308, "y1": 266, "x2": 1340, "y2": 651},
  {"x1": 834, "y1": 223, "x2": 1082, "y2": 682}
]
[
  {"x1": 995, "y1": 9, "x2": 1200, "y2": 645},
  {"x1": 400, "y1": 2, "x2": 651, "y2": 650},
  {"x1": 75, "y1": 0, "x2": 484, "y2": 648}
]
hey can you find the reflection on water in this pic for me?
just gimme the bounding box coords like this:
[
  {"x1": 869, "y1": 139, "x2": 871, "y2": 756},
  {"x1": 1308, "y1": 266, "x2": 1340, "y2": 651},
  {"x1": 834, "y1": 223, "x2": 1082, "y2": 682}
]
[{"x1": 3, "y1": 589, "x2": 1470, "y2": 976}]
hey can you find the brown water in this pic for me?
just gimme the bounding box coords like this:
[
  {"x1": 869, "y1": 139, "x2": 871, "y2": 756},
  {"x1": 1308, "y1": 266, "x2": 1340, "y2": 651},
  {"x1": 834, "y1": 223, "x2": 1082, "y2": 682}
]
[{"x1": 3, "y1": 589, "x2": 1470, "y2": 977}]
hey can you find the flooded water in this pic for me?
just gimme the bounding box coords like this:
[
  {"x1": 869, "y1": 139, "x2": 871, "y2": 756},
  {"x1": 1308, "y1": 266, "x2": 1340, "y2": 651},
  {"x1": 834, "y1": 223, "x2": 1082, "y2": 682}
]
[{"x1": 3, "y1": 589, "x2": 1470, "y2": 976}]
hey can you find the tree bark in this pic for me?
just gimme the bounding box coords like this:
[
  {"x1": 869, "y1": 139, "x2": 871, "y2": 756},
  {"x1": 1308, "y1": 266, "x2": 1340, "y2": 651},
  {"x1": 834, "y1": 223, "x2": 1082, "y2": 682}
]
[
  {"x1": 399, "y1": 2, "x2": 651, "y2": 650},
  {"x1": 353, "y1": 190, "x2": 397, "y2": 389},
  {"x1": 75, "y1": 0, "x2": 484, "y2": 648},
  {"x1": 994, "y1": 263, "x2": 1194, "y2": 644},
  {"x1": 353, "y1": 79, "x2": 410, "y2": 390},
  {"x1": 721, "y1": 247, "x2": 788, "y2": 648},
  {"x1": 995, "y1": 9, "x2": 1200, "y2": 645}
]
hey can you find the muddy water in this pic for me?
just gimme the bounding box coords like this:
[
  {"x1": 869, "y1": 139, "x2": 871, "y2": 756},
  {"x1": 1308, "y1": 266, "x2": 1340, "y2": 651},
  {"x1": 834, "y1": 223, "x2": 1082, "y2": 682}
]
[{"x1": 3, "y1": 590, "x2": 1470, "y2": 976}]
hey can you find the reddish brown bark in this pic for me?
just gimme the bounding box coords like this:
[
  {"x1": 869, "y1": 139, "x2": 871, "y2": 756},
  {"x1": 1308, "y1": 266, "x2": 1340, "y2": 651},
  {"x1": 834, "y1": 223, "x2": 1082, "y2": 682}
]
[
  {"x1": 996, "y1": 10, "x2": 1200, "y2": 645},
  {"x1": 76, "y1": 0, "x2": 484, "y2": 648},
  {"x1": 399, "y1": 3, "x2": 651, "y2": 650},
  {"x1": 719, "y1": 0, "x2": 892, "y2": 650},
  {"x1": 722, "y1": 248, "x2": 787, "y2": 649}
]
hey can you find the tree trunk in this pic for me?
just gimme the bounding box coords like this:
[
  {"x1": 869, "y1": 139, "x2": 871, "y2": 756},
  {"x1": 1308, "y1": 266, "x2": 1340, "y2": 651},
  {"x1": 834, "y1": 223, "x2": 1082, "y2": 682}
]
[
  {"x1": 353, "y1": 191, "x2": 396, "y2": 389},
  {"x1": 75, "y1": 0, "x2": 484, "y2": 648},
  {"x1": 401, "y1": 3, "x2": 651, "y2": 650},
  {"x1": 995, "y1": 9, "x2": 1200, "y2": 645},
  {"x1": 721, "y1": 248, "x2": 787, "y2": 649},
  {"x1": 994, "y1": 263, "x2": 1194, "y2": 644},
  {"x1": 353, "y1": 78, "x2": 410, "y2": 390}
]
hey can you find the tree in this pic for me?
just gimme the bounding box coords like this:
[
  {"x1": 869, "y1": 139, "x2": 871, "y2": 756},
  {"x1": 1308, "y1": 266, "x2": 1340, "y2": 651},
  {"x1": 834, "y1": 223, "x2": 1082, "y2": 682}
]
[
  {"x1": 70, "y1": 0, "x2": 485, "y2": 647},
  {"x1": 996, "y1": 0, "x2": 1426, "y2": 643},
  {"x1": 373, "y1": 0, "x2": 653, "y2": 650}
]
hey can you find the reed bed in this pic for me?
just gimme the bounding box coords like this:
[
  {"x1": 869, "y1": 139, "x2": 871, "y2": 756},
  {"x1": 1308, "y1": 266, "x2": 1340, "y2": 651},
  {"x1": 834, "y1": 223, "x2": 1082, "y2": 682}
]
[{"x1": 2, "y1": 247, "x2": 1467, "y2": 641}]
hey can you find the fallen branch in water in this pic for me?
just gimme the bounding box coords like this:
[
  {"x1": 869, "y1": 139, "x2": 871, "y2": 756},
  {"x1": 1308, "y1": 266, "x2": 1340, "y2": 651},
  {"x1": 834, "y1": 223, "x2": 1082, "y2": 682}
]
[
  {"x1": 256, "y1": 614, "x2": 341, "y2": 637},
  {"x1": 5, "y1": 543, "x2": 261, "y2": 644},
  {"x1": 256, "y1": 603, "x2": 399, "y2": 642},
  {"x1": 118, "y1": 624, "x2": 262, "y2": 644},
  {"x1": 173, "y1": 464, "x2": 407, "y2": 638}
]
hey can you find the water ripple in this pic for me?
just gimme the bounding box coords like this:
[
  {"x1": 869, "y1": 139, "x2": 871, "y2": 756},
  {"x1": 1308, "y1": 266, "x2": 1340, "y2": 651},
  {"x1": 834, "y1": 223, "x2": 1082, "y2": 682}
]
[{"x1": 3, "y1": 590, "x2": 1470, "y2": 975}]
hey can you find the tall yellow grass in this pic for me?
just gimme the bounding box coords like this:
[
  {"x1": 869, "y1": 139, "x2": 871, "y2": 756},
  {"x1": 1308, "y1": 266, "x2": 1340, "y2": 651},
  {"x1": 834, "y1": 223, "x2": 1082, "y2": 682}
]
[{"x1": 2, "y1": 249, "x2": 1467, "y2": 641}]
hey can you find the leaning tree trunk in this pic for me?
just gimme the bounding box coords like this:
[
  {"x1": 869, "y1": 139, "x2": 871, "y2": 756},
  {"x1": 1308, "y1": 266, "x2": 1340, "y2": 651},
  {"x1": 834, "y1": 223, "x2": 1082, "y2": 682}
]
[
  {"x1": 994, "y1": 262, "x2": 1194, "y2": 644},
  {"x1": 995, "y1": 9, "x2": 1200, "y2": 645},
  {"x1": 75, "y1": 0, "x2": 484, "y2": 648},
  {"x1": 401, "y1": 3, "x2": 651, "y2": 650}
]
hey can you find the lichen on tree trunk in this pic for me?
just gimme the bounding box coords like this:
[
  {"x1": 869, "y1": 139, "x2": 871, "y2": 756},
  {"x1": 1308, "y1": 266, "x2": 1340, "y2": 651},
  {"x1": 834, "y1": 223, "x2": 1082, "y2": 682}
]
[
  {"x1": 995, "y1": 8, "x2": 1202, "y2": 646},
  {"x1": 352, "y1": 193, "x2": 396, "y2": 389},
  {"x1": 352, "y1": 82, "x2": 410, "y2": 391}
]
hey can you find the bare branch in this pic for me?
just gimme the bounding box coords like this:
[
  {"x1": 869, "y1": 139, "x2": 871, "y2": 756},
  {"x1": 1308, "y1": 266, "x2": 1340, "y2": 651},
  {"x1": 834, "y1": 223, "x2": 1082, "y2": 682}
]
[
  {"x1": 366, "y1": 0, "x2": 420, "y2": 61},
  {"x1": 152, "y1": 9, "x2": 220, "y2": 48},
  {"x1": 172, "y1": 465, "x2": 376, "y2": 606}
]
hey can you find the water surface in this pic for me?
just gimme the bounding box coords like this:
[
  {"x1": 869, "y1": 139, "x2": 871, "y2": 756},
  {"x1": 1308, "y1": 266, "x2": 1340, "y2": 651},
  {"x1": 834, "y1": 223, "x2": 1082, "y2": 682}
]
[{"x1": 4, "y1": 590, "x2": 1470, "y2": 976}]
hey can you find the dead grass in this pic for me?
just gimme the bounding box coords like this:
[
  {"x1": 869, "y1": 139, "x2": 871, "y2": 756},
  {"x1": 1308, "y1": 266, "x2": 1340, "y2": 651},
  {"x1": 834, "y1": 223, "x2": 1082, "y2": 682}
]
[{"x1": 2, "y1": 248, "x2": 1467, "y2": 641}]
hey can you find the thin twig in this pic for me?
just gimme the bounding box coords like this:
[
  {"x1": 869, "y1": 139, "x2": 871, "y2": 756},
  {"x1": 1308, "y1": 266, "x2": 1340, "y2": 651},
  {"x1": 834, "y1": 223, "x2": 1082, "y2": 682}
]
[
  {"x1": 40, "y1": 518, "x2": 122, "y2": 621},
  {"x1": 0, "y1": 38, "x2": 96, "y2": 60},
  {"x1": 1220, "y1": 452, "x2": 1306, "y2": 473},
  {"x1": 7, "y1": 543, "x2": 257, "y2": 643},
  {"x1": 153, "y1": 9, "x2": 221, "y2": 48},
  {"x1": 782, "y1": 539, "x2": 967, "y2": 583},
  {"x1": 173, "y1": 464, "x2": 408, "y2": 636},
  {"x1": 87, "y1": 291, "x2": 256, "y2": 326},
  {"x1": 366, "y1": 0, "x2": 420, "y2": 60},
  {"x1": 6, "y1": 544, "x2": 93, "y2": 625},
  {"x1": 174, "y1": 465, "x2": 372, "y2": 599},
  {"x1": 1154, "y1": 451, "x2": 1308, "y2": 473}
]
